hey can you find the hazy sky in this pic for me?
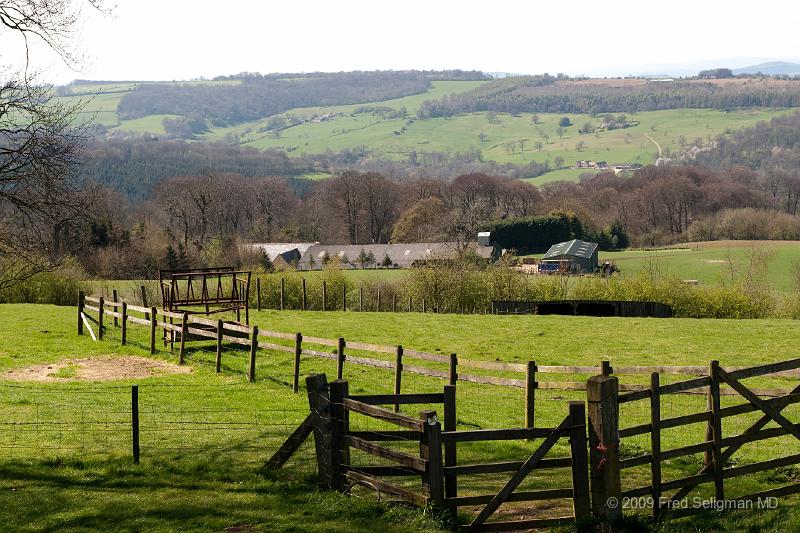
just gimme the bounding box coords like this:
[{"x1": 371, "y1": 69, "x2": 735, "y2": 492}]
[{"x1": 9, "y1": 0, "x2": 800, "y2": 83}]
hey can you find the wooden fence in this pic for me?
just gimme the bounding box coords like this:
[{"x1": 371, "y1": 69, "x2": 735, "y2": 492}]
[
  {"x1": 78, "y1": 290, "x2": 800, "y2": 526},
  {"x1": 78, "y1": 290, "x2": 799, "y2": 410},
  {"x1": 301, "y1": 374, "x2": 590, "y2": 532},
  {"x1": 286, "y1": 360, "x2": 800, "y2": 529},
  {"x1": 602, "y1": 359, "x2": 800, "y2": 521}
]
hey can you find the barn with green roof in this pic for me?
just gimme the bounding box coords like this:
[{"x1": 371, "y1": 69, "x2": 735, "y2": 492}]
[{"x1": 540, "y1": 239, "x2": 598, "y2": 274}]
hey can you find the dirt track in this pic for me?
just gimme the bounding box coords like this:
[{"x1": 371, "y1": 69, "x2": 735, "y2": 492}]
[{"x1": 4, "y1": 356, "x2": 191, "y2": 382}]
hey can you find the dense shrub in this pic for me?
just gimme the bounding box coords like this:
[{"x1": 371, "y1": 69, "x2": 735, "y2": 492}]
[
  {"x1": 482, "y1": 212, "x2": 586, "y2": 254},
  {"x1": 250, "y1": 254, "x2": 781, "y2": 319},
  {"x1": 0, "y1": 263, "x2": 89, "y2": 306}
]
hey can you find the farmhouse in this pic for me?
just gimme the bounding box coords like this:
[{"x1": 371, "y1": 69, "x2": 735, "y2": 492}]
[
  {"x1": 241, "y1": 242, "x2": 317, "y2": 270},
  {"x1": 539, "y1": 239, "x2": 598, "y2": 274},
  {"x1": 298, "y1": 241, "x2": 496, "y2": 269}
]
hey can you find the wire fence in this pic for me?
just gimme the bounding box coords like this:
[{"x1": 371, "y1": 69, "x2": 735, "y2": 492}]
[{"x1": 0, "y1": 381, "x2": 313, "y2": 469}]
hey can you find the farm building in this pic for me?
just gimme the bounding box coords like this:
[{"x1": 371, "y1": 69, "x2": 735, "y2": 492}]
[
  {"x1": 539, "y1": 239, "x2": 598, "y2": 274},
  {"x1": 298, "y1": 241, "x2": 496, "y2": 269},
  {"x1": 241, "y1": 243, "x2": 317, "y2": 270}
]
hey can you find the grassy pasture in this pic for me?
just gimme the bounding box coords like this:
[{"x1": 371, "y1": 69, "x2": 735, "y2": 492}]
[
  {"x1": 228, "y1": 106, "x2": 790, "y2": 182},
  {"x1": 519, "y1": 240, "x2": 800, "y2": 295},
  {"x1": 2, "y1": 303, "x2": 800, "y2": 531},
  {"x1": 604, "y1": 240, "x2": 800, "y2": 293},
  {"x1": 114, "y1": 114, "x2": 183, "y2": 135}
]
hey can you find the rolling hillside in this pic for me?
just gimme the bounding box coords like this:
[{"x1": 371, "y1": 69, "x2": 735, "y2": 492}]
[{"x1": 59, "y1": 77, "x2": 796, "y2": 184}]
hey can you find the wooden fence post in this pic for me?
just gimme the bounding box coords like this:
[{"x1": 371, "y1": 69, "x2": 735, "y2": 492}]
[
  {"x1": 377, "y1": 290, "x2": 381, "y2": 312},
  {"x1": 359, "y1": 287, "x2": 364, "y2": 312},
  {"x1": 77, "y1": 290, "x2": 84, "y2": 335},
  {"x1": 121, "y1": 301, "x2": 127, "y2": 345},
  {"x1": 322, "y1": 281, "x2": 327, "y2": 311},
  {"x1": 342, "y1": 284, "x2": 346, "y2": 311},
  {"x1": 525, "y1": 361, "x2": 537, "y2": 430},
  {"x1": 140, "y1": 285, "x2": 149, "y2": 320},
  {"x1": 422, "y1": 298, "x2": 426, "y2": 313},
  {"x1": 337, "y1": 337, "x2": 345, "y2": 379},
  {"x1": 568, "y1": 401, "x2": 591, "y2": 521},
  {"x1": 449, "y1": 353, "x2": 458, "y2": 386},
  {"x1": 248, "y1": 325, "x2": 259, "y2": 382},
  {"x1": 215, "y1": 319, "x2": 223, "y2": 373},
  {"x1": 293, "y1": 333, "x2": 303, "y2": 393},
  {"x1": 587, "y1": 370, "x2": 621, "y2": 520},
  {"x1": 394, "y1": 345, "x2": 403, "y2": 412},
  {"x1": 256, "y1": 278, "x2": 261, "y2": 311},
  {"x1": 393, "y1": 293, "x2": 397, "y2": 313},
  {"x1": 704, "y1": 385, "x2": 714, "y2": 468},
  {"x1": 408, "y1": 296, "x2": 412, "y2": 313},
  {"x1": 444, "y1": 385, "x2": 457, "y2": 502},
  {"x1": 112, "y1": 289, "x2": 119, "y2": 327},
  {"x1": 132, "y1": 385, "x2": 140, "y2": 464},
  {"x1": 709, "y1": 360, "x2": 725, "y2": 501},
  {"x1": 149, "y1": 307, "x2": 157, "y2": 354},
  {"x1": 306, "y1": 374, "x2": 334, "y2": 488},
  {"x1": 650, "y1": 372, "x2": 663, "y2": 519},
  {"x1": 98, "y1": 296, "x2": 105, "y2": 340},
  {"x1": 302, "y1": 278, "x2": 307, "y2": 311},
  {"x1": 280, "y1": 277, "x2": 285, "y2": 311},
  {"x1": 329, "y1": 379, "x2": 350, "y2": 492},
  {"x1": 420, "y1": 410, "x2": 444, "y2": 508},
  {"x1": 178, "y1": 312, "x2": 188, "y2": 365}
]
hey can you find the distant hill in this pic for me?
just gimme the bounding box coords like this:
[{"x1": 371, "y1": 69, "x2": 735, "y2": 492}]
[{"x1": 733, "y1": 61, "x2": 800, "y2": 76}]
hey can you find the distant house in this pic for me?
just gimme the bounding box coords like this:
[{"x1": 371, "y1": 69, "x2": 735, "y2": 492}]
[
  {"x1": 539, "y1": 239, "x2": 598, "y2": 274},
  {"x1": 241, "y1": 242, "x2": 317, "y2": 270}
]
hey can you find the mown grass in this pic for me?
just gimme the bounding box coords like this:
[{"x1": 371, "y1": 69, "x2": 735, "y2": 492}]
[{"x1": 1, "y1": 304, "x2": 799, "y2": 531}]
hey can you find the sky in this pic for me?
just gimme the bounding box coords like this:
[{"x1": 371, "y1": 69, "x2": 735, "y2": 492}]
[{"x1": 6, "y1": 0, "x2": 800, "y2": 83}]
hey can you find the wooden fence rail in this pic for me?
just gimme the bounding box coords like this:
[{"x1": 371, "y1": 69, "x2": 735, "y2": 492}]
[
  {"x1": 604, "y1": 358, "x2": 800, "y2": 522},
  {"x1": 78, "y1": 290, "x2": 799, "y2": 437}
]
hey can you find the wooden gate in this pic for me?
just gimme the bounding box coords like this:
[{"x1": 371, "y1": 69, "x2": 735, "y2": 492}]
[
  {"x1": 305, "y1": 373, "x2": 453, "y2": 506},
  {"x1": 443, "y1": 402, "x2": 590, "y2": 531},
  {"x1": 615, "y1": 358, "x2": 800, "y2": 521},
  {"x1": 300, "y1": 374, "x2": 590, "y2": 529}
]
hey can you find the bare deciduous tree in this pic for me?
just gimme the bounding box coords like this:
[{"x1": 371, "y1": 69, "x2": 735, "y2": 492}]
[{"x1": 0, "y1": 0, "x2": 110, "y2": 287}]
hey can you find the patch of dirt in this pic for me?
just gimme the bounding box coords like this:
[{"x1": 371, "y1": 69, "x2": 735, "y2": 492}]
[{"x1": 4, "y1": 356, "x2": 192, "y2": 382}]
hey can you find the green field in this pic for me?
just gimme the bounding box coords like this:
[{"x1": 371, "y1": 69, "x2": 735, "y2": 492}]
[
  {"x1": 603, "y1": 241, "x2": 800, "y2": 293},
  {"x1": 56, "y1": 78, "x2": 796, "y2": 184},
  {"x1": 2, "y1": 303, "x2": 800, "y2": 531},
  {"x1": 519, "y1": 240, "x2": 800, "y2": 295}
]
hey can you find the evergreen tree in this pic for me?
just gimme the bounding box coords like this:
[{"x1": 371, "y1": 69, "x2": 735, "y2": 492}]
[
  {"x1": 357, "y1": 249, "x2": 369, "y2": 269},
  {"x1": 164, "y1": 244, "x2": 178, "y2": 269},
  {"x1": 609, "y1": 220, "x2": 630, "y2": 249}
]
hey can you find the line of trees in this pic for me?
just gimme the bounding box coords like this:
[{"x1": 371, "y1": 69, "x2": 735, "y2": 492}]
[
  {"x1": 63, "y1": 154, "x2": 800, "y2": 280},
  {"x1": 417, "y1": 75, "x2": 800, "y2": 118},
  {"x1": 116, "y1": 71, "x2": 435, "y2": 128}
]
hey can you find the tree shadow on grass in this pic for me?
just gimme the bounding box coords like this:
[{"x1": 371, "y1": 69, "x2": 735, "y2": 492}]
[{"x1": 0, "y1": 457, "x2": 441, "y2": 532}]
